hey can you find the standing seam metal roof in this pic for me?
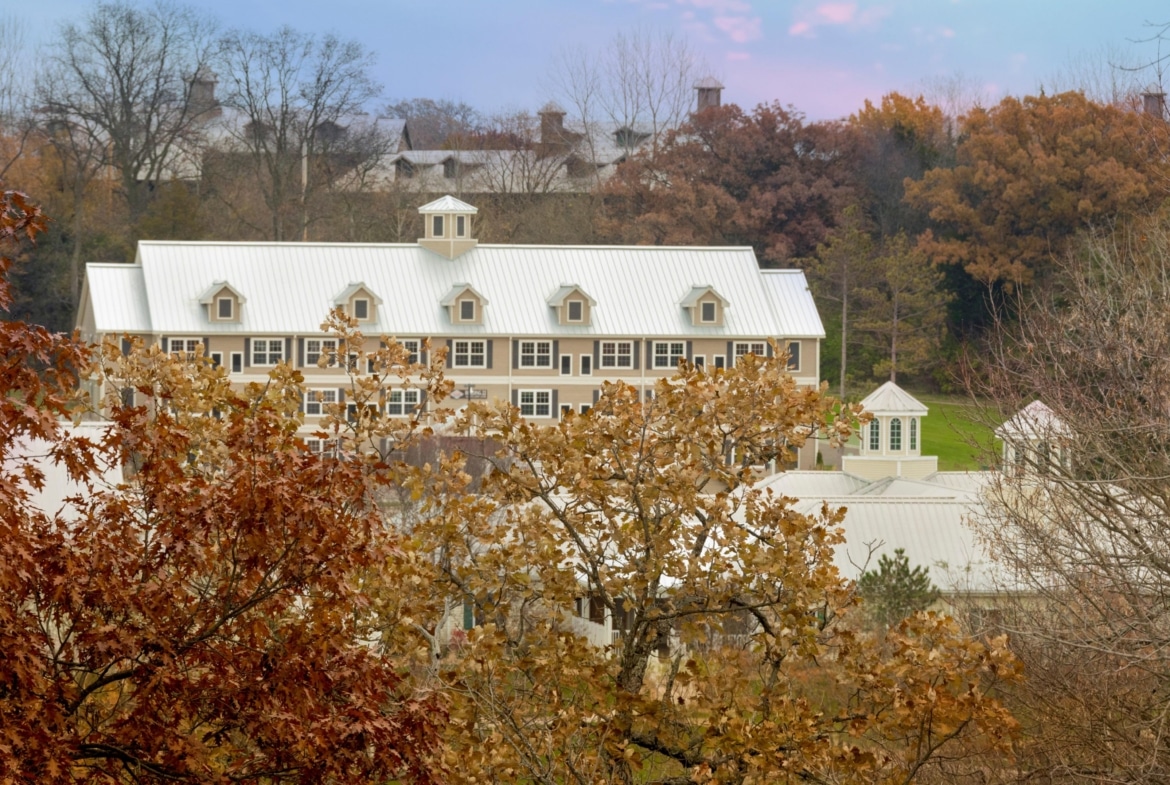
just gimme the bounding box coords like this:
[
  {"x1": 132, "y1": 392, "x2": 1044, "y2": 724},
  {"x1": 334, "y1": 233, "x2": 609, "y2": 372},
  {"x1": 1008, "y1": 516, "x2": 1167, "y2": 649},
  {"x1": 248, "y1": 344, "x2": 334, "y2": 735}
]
[{"x1": 87, "y1": 242, "x2": 825, "y2": 338}]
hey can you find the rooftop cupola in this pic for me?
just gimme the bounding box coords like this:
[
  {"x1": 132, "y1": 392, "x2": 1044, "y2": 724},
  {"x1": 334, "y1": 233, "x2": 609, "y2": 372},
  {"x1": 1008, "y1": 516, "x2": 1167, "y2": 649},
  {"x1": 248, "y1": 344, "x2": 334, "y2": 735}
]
[
  {"x1": 694, "y1": 76, "x2": 724, "y2": 112},
  {"x1": 995, "y1": 400, "x2": 1070, "y2": 477},
  {"x1": 418, "y1": 194, "x2": 478, "y2": 260},
  {"x1": 842, "y1": 381, "x2": 937, "y2": 481}
]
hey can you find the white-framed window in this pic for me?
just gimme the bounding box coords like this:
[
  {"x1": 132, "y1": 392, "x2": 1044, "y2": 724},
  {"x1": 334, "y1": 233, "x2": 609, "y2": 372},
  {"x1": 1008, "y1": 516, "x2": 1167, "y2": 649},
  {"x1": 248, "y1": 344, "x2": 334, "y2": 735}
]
[
  {"x1": 910, "y1": 418, "x2": 918, "y2": 450},
  {"x1": 714, "y1": 355, "x2": 725, "y2": 369},
  {"x1": 701, "y1": 301, "x2": 716, "y2": 323},
  {"x1": 519, "y1": 389, "x2": 552, "y2": 418},
  {"x1": 230, "y1": 352, "x2": 243, "y2": 373},
  {"x1": 693, "y1": 355, "x2": 705, "y2": 369},
  {"x1": 433, "y1": 215, "x2": 444, "y2": 237},
  {"x1": 347, "y1": 402, "x2": 378, "y2": 423},
  {"x1": 600, "y1": 341, "x2": 633, "y2": 368},
  {"x1": 252, "y1": 339, "x2": 284, "y2": 366},
  {"x1": 456, "y1": 215, "x2": 466, "y2": 237},
  {"x1": 786, "y1": 341, "x2": 801, "y2": 372},
  {"x1": 306, "y1": 437, "x2": 340, "y2": 457},
  {"x1": 580, "y1": 354, "x2": 592, "y2": 376},
  {"x1": 890, "y1": 418, "x2": 902, "y2": 451},
  {"x1": 567, "y1": 300, "x2": 583, "y2": 322},
  {"x1": 460, "y1": 300, "x2": 476, "y2": 321},
  {"x1": 170, "y1": 337, "x2": 202, "y2": 361},
  {"x1": 306, "y1": 338, "x2": 338, "y2": 367},
  {"x1": 653, "y1": 341, "x2": 686, "y2": 369},
  {"x1": 733, "y1": 342, "x2": 766, "y2": 366},
  {"x1": 399, "y1": 339, "x2": 421, "y2": 365},
  {"x1": 869, "y1": 420, "x2": 881, "y2": 451},
  {"x1": 579, "y1": 403, "x2": 592, "y2": 414},
  {"x1": 520, "y1": 340, "x2": 552, "y2": 368},
  {"x1": 453, "y1": 340, "x2": 486, "y2": 368},
  {"x1": 304, "y1": 388, "x2": 338, "y2": 416},
  {"x1": 560, "y1": 404, "x2": 573, "y2": 418},
  {"x1": 386, "y1": 389, "x2": 421, "y2": 416},
  {"x1": 353, "y1": 298, "x2": 370, "y2": 320},
  {"x1": 560, "y1": 355, "x2": 572, "y2": 375},
  {"x1": 217, "y1": 297, "x2": 233, "y2": 320}
]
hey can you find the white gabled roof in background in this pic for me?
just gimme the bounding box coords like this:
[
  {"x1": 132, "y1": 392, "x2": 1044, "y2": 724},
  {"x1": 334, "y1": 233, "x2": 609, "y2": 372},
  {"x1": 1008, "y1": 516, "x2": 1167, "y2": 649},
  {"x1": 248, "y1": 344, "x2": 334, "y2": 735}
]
[
  {"x1": 859, "y1": 381, "x2": 928, "y2": 415},
  {"x1": 995, "y1": 400, "x2": 1067, "y2": 440},
  {"x1": 87, "y1": 243, "x2": 825, "y2": 339},
  {"x1": 760, "y1": 270, "x2": 824, "y2": 338}
]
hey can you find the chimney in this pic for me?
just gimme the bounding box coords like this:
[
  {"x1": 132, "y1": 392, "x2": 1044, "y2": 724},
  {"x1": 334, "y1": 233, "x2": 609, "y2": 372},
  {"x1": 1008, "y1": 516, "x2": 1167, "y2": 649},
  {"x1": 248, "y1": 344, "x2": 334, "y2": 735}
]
[
  {"x1": 189, "y1": 66, "x2": 221, "y2": 120},
  {"x1": 694, "y1": 77, "x2": 724, "y2": 112},
  {"x1": 537, "y1": 101, "x2": 570, "y2": 158},
  {"x1": 1143, "y1": 89, "x2": 1166, "y2": 120}
]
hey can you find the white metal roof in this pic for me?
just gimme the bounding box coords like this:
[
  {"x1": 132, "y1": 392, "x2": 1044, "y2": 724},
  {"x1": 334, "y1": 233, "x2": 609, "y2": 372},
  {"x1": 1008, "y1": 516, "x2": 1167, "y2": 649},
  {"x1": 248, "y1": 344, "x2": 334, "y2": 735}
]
[
  {"x1": 417, "y1": 194, "x2": 478, "y2": 213},
  {"x1": 859, "y1": 381, "x2": 928, "y2": 415},
  {"x1": 85, "y1": 242, "x2": 825, "y2": 339},
  {"x1": 995, "y1": 400, "x2": 1067, "y2": 440}
]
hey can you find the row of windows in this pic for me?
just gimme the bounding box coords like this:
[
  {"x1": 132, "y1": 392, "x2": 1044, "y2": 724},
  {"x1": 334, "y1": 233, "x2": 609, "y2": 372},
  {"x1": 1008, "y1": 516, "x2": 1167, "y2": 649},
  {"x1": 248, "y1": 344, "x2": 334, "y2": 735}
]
[
  {"x1": 169, "y1": 338, "x2": 802, "y2": 373},
  {"x1": 303, "y1": 389, "x2": 422, "y2": 417},
  {"x1": 867, "y1": 418, "x2": 918, "y2": 451}
]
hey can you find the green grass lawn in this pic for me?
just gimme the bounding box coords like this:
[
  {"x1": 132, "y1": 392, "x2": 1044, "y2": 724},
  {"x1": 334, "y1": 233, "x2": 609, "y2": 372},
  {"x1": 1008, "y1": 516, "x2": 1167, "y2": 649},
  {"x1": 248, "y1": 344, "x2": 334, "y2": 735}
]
[{"x1": 912, "y1": 394, "x2": 999, "y2": 472}]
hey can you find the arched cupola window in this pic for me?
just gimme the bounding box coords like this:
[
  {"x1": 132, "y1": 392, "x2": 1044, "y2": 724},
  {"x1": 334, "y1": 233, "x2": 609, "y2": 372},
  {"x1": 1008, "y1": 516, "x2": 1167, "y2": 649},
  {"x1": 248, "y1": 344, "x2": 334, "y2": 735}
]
[
  {"x1": 910, "y1": 418, "x2": 918, "y2": 450},
  {"x1": 890, "y1": 418, "x2": 902, "y2": 451},
  {"x1": 869, "y1": 419, "x2": 881, "y2": 451}
]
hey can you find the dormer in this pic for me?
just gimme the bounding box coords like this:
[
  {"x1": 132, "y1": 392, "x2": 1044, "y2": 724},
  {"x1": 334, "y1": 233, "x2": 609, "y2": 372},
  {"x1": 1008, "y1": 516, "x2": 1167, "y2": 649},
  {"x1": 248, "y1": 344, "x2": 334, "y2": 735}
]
[
  {"x1": 441, "y1": 283, "x2": 487, "y2": 325},
  {"x1": 333, "y1": 282, "x2": 382, "y2": 323},
  {"x1": 546, "y1": 284, "x2": 596, "y2": 326},
  {"x1": 679, "y1": 285, "x2": 729, "y2": 327},
  {"x1": 996, "y1": 401, "x2": 1070, "y2": 476},
  {"x1": 199, "y1": 281, "x2": 246, "y2": 323},
  {"x1": 418, "y1": 194, "x2": 478, "y2": 260}
]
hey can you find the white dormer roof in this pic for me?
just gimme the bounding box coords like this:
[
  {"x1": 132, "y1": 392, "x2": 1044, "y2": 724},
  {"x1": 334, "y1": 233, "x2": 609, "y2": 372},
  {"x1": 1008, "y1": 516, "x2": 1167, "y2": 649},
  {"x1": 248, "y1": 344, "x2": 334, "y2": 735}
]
[
  {"x1": 439, "y1": 282, "x2": 488, "y2": 306},
  {"x1": 332, "y1": 281, "x2": 383, "y2": 306},
  {"x1": 996, "y1": 401, "x2": 1068, "y2": 440},
  {"x1": 679, "y1": 284, "x2": 729, "y2": 308},
  {"x1": 418, "y1": 194, "x2": 478, "y2": 214},
  {"x1": 546, "y1": 283, "x2": 597, "y2": 307},
  {"x1": 198, "y1": 280, "x2": 246, "y2": 305},
  {"x1": 860, "y1": 381, "x2": 928, "y2": 416}
]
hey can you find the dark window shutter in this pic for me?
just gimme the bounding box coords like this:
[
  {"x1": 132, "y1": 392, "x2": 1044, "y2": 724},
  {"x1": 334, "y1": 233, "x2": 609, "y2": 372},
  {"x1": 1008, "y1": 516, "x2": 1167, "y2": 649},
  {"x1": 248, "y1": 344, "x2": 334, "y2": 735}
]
[
  {"x1": 646, "y1": 341, "x2": 653, "y2": 368},
  {"x1": 486, "y1": 340, "x2": 493, "y2": 369},
  {"x1": 552, "y1": 340, "x2": 559, "y2": 366},
  {"x1": 285, "y1": 338, "x2": 292, "y2": 363},
  {"x1": 632, "y1": 340, "x2": 640, "y2": 370},
  {"x1": 420, "y1": 342, "x2": 428, "y2": 366},
  {"x1": 121, "y1": 388, "x2": 134, "y2": 407},
  {"x1": 244, "y1": 338, "x2": 251, "y2": 367},
  {"x1": 419, "y1": 390, "x2": 428, "y2": 412},
  {"x1": 686, "y1": 340, "x2": 693, "y2": 361},
  {"x1": 339, "y1": 388, "x2": 346, "y2": 404},
  {"x1": 203, "y1": 337, "x2": 210, "y2": 358},
  {"x1": 160, "y1": 337, "x2": 168, "y2": 353},
  {"x1": 726, "y1": 341, "x2": 733, "y2": 365},
  {"x1": 766, "y1": 341, "x2": 774, "y2": 358},
  {"x1": 552, "y1": 389, "x2": 559, "y2": 413},
  {"x1": 511, "y1": 389, "x2": 519, "y2": 408},
  {"x1": 446, "y1": 339, "x2": 453, "y2": 368},
  {"x1": 298, "y1": 338, "x2": 305, "y2": 367},
  {"x1": 593, "y1": 340, "x2": 600, "y2": 369},
  {"x1": 121, "y1": 338, "x2": 131, "y2": 356},
  {"x1": 593, "y1": 388, "x2": 600, "y2": 403},
  {"x1": 512, "y1": 339, "x2": 519, "y2": 369}
]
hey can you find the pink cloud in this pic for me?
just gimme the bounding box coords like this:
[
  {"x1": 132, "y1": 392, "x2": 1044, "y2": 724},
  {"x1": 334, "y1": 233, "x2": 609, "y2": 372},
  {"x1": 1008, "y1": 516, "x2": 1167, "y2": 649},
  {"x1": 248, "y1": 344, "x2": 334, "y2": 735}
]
[
  {"x1": 789, "y1": 20, "x2": 812, "y2": 36},
  {"x1": 788, "y1": 1, "x2": 890, "y2": 37},
  {"x1": 727, "y1": 51, "x2": 751, "y2": 61},
  {"x1": 714, "y1": 14, "x2": 763, "y2": 42},
  {"x1": 816, "y1": 3, "x2": 857, "y2": 24}
]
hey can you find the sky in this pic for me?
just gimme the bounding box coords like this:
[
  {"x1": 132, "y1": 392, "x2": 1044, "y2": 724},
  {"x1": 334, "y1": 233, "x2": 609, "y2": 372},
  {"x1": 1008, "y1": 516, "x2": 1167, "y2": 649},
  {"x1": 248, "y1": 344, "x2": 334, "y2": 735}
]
[{"x1": 22, "y1": 0, "x2": 1170, "y2": 121}]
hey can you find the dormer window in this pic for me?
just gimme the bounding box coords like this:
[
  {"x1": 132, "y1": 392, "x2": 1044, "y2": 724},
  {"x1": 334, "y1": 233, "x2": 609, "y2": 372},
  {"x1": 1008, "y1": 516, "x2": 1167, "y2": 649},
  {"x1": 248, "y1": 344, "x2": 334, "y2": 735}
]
[
  {"x1": 333, "y1": 282, "x2": 382, "y2": 324},
  {"x1": 547, "y1": 284, "x2": 596, "y2": 326},
  {"x1": 217, "y1": 297, "x2": 234, "y2": 320},
  {"x1": 680, "y1": 285, "x2": 729, "y2": 327},
  {"x1": 460, "y1": 300, "x2": 475, "y2": 321},
  {"x1": 456, "y1": 215, "x2": 466, "y2": 237},
  {"x1": 199, "y1": 281, "x2": 246, "y2": 323},
  {"x1": 568, "y1": 300, "x2": 583, "y2": 322},
  {"x1": 353, "y1": 298, "x2": 370, "y2": 321},
  {"x1": 433, "y1": 215, "x2": 445, "y2": 237},
  {"x1": 701, "y1": 302, "x2": 716, "y2": 323}
]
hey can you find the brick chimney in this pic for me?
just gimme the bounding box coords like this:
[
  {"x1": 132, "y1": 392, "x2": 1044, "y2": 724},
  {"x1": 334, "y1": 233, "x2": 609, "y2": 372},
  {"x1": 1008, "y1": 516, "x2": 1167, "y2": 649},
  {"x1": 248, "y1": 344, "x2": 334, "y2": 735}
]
[
  {"x1": 537, "y1": 101, "x2": 575, "y2": 158},
  {"x1": 694, "y1": 77, "x2": 724, "y2": 112},
  {"x1": 189, "y1": 66, "x2": 221, "y2": 121}
]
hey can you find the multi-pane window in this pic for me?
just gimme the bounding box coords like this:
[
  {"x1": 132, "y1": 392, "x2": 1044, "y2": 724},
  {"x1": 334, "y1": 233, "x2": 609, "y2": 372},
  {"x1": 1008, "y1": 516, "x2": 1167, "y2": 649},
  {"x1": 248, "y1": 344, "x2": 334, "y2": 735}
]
[
  {"x1": 397, "y1": 339, "x2": 420, "y2": 365},
  {"x1": 910, "y1": 418, "x2": 918, "y2": 450},
  {"x1": 653, "y1": 342, "x2": 686, "y2": 368},
  {"x1": 519, "y1": 390, "x2": 552, "y2": 418},
  {"x1": 890, "y1": 418, "x2": 902, "y2": 451},
  {"x1": 520, "y1": 340, "x2": 552, "y2": 368},
  {"x1": 306, "y1": 437, "x2": 340, "y2": 457},
  {"x1": 869, "y1": 420, "x2": 881, "y2": 451},
  {"x1": 304, "y1": 389, "x2": 338, "y2": 416},
  {"x1": 306, "y1": 338, "x2": 338, "y2": 366},
  {"x1": 567, "y1": 300, "x2": 583, "y2": 322},
  {"x1": 252, "y1": 339, "x2": 284, "y2": 366},
  {"x1": 353, "y1": 298, "x2": 369, "y2": 320},
  {"x1": 386, "y1": 389, "x2": 421, "y2": 416},
  {"x1": 600, "y1": 341, "x2": 633, "y2": 368},
  {"x1": 217, "y1": 297, "x2": 233, "y2": 319},
  {"x1": 170, "y1": 338, "x2": 202, "y2": 361},
  {"x1": 460, "y1": 300, "x2": 476, "y2": 321},
  {"x1": 453, "y1": 340, "x2": 486, "y2": 367},
  {"x1": 733, "y1": 342, "x2": 767, "y2": 365},
  {"x1": 701, "y1": 301, "x2": 716, "y2": 322}
]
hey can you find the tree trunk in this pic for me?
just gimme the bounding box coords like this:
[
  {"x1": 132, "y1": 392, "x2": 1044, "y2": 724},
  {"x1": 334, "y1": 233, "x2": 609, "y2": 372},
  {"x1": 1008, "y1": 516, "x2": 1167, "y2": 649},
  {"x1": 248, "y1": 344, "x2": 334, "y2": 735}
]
[{"x1": 840, "y1": 267, "x2": 848, "y2": 400}]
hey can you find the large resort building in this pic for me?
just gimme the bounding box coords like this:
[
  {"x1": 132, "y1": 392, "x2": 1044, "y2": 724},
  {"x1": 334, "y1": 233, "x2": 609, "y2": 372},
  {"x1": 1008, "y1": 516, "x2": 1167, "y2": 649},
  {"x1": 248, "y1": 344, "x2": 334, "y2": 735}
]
[{"x1": 77, "y1": 194, "x2": 825, "y2": 459}]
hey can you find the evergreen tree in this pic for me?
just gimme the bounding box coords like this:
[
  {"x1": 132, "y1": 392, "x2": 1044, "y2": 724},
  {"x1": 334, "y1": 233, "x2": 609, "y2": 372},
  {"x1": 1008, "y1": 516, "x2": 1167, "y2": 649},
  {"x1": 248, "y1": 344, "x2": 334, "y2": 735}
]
[{"x1": 859, "y1": 547, "x2": 941, "y2": 627}]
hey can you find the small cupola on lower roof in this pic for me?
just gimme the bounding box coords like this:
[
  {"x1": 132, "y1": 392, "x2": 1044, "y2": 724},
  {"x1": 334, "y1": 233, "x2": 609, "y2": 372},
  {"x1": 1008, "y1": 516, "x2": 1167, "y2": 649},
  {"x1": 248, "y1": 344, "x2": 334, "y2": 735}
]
[
  {"x1": 418, "y1": 194, "x2": 478, "y2": 260},
  {"x1": 680, "y1": 285, "x2": 729, "y2": 327},
  {"x1": 841, "y1": 381, "x2": 937, "y2": 481},
  {"x1": 199, "y1": 281, "x2": 246, "y2": 323},
  {"x1": 995, "y1": 401, "x2": 1070, "y2": 476}
]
